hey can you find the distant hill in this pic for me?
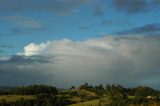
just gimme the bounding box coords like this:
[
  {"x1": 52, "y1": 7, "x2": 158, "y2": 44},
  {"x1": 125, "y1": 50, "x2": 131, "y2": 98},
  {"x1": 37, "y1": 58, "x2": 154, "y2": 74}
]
[
  {"x1": 57, "y1": 88, "x2": 67, "y2": 91},
  {"x1": 0, "y1": 86, "x2": 15, "y2": 91}
]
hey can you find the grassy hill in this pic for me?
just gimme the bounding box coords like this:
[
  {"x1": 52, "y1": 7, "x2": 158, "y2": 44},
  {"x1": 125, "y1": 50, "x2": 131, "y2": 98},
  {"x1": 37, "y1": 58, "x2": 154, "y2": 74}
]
[
  {"x1": 0, "y1": 84, "x2": 160, "y2": 106},
  {"x1": 68, "y1": 99, "x2": 99, "y2": 106},
  {"x1": 0, "y1": 95, "x2": 35, "y2": 102},
  {"x1": 60, "y1": 89, "x2": 98, "y2": 104},
  {"x1": 68, "y1": 97, "x2": 109, "y2": 106}
]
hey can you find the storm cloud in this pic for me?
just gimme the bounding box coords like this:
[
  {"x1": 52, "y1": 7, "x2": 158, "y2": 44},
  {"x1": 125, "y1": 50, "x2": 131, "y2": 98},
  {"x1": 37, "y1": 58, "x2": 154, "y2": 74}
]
[
  {"x1": 0, "y1": 55, "x2": 55, "y2": 86},
  {"x1": 0, "y1": 36, "x2": 160, "y2": 88}
]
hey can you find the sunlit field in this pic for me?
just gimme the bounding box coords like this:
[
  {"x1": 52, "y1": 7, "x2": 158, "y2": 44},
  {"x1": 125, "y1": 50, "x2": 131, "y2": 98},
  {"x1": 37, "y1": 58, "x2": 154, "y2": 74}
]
[{"x1": 0, "y1": 95, "x2": 34, "y2": 102}]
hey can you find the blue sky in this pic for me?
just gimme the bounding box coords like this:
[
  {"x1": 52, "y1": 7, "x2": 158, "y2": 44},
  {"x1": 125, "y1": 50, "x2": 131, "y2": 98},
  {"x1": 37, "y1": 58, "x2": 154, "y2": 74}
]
[
  {"x1": 0, "y1": 0, "x2": 160, "y2": 55},
  {"x1": 0, "y1": 0, "x2": 160, "y2": 88}
]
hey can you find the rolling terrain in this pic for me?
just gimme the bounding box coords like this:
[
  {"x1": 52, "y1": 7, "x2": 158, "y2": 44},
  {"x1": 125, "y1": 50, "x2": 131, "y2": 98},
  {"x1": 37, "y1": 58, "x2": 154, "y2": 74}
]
[{"x1": 0, "y1": 84, "x2": 160, "y2": 106}]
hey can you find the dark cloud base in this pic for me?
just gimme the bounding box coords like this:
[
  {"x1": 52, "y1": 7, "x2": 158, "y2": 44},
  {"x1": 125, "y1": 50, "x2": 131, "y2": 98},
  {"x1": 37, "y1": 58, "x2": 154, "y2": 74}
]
[{"x1": 0, "y1": 55, "x2": 54, "y2": 86}]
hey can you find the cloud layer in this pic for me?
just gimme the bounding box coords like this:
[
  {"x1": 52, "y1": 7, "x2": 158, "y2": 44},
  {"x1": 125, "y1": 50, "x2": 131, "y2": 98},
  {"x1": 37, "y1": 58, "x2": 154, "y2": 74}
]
[
  {"x1": 114, "y1": 0, "x2": 147, "y2": 13},
  {"x1": 117, "y1": 23, "x2": 160, "y2": 35},
  {"x1": 0, "y1": 15, "x2": 45, "y2": 35},
  {"x1": 113, "y1": 0, "x2": 160, "y2": 14},
  {"x1": 0, "y1": 0, "x2": 92, "y2": 15},
  {"x1": 1, "y1": 0, "x2": 159, "y2": 14},
  {"x1": 0, "y1": 36, "x2": 160, "y2": 88}
]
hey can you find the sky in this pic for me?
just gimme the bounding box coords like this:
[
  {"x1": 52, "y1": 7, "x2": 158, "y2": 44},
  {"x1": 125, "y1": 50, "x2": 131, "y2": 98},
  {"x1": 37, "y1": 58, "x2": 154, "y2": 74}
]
[{"x1": 0, "y1": 0, "x2": 160, "y2": 89}]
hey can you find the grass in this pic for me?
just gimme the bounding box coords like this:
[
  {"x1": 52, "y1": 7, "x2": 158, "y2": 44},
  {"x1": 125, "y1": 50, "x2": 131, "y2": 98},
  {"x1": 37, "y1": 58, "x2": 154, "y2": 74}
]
[
  {"x1": 0, "y1": 95, "x2": 35, "y2": 102},
  {"x1": 128, "y1": 96, "x2": 135, "y2": 99},
  {"x1": 64, "y1": 89, "x2": 108, "y2": 106},
  {"x1": 62, "y1": 89, "x2": 96, "y2": 96},
  {"x1": 80, "y1": 89, "x2": 96, "y2": 96},
  {"x1": 68, "y1": 99, "x2": 99, "y2": 106},
  {"x1": 68, "y1": 96, "x2": 81, "y2": 103},
  {"x1": 61, "y1": 89, "x2": 97, "y2": 103}
]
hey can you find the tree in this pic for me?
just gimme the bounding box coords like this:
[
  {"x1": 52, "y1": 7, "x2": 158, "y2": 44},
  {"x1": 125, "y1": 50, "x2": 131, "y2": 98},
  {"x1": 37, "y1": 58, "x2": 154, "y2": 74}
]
[
  {"x1": 107, "y1": 85, "x2": 129, "y2": 106},
  {"x1": 95, "y1": 84, "x2": 104, "y2": 91},
  {"x1": 106, "y1": 84, "x2": 111, "y2": 92},
  {"x1": 79, "y1": 83, "x2": 90, "y2": 89},
  {"x1": 133, "y1": 86, "x2": 154, "y2": 105},
  {"x1": 0, "y1": 98, "x2": 8, "y2": 106},
  {"x1": 70, "y1": 86, "x2": 75, "y2": 90}
]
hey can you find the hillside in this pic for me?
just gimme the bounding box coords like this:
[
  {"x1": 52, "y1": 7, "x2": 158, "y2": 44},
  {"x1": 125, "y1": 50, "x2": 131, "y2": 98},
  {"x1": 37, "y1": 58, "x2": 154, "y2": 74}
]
[
  {"x1": 0, "y1": 84, "x2": 160, "y2": 106},
  {"x1": 0, "y1": 95, "x2": 34, "y2": 102}
]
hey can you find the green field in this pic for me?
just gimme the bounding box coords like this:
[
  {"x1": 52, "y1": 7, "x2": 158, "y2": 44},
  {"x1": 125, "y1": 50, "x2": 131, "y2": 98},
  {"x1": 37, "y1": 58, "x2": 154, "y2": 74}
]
[
  {"x1": 68, "y1": 98, "x2": 109, "y2": 106},
  {"x1": 0, "y1": 95, "x2": 35, "y2": 102},
  {"x1": 68, "y1": 99, "x2": 99, "y2": 106}
]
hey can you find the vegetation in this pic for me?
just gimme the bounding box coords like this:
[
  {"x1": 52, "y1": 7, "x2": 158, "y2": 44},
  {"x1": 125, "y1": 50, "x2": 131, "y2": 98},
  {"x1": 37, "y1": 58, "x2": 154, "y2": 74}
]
[
  {"x1": 0, "y1": 85, "x2": 57, "y2": 95},
  {"x1": 0, "y1": 84, "x2": 160, "y2": 106},
  {"x1": 0, "y1": 85, "x2": 69, "y2": 106},
  {"x1": 68, "y1": 99, "x2": 99, "y2": 106},
  {"x1": 0, "y1": 95, "x2": 34, "y2": 102}
]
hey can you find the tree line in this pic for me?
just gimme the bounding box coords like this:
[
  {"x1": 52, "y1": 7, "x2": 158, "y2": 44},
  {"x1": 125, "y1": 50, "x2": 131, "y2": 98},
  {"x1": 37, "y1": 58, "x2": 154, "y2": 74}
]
[
  {"x1": 79, "y1": 83, "x2": 160, "y2": 106},
  {"x1": 0, "y1": 85, "x2": 69, "y2": 106}
]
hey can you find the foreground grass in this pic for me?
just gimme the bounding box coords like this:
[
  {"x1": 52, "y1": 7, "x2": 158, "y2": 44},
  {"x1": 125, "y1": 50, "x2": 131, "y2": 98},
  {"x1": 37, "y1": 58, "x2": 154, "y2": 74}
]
[
  {"x1": 68, "y1": 99, "x2": 99, "y2": 106},
  {"x1": 0, "y1": 95, "x2": 35, "y2": 102},
  {"x1": 62, "y1": 89, "x2": 96, "y2": 97}
]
